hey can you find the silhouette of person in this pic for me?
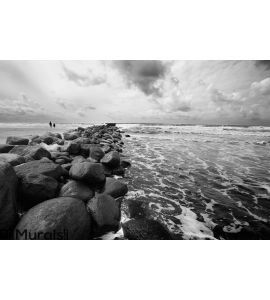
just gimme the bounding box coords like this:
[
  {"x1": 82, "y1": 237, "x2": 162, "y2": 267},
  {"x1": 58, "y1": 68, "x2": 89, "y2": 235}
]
[
  {"x1": 53, "y1": 123, "x2": 56, "y2": 128},
  {"x1": 49, "y1": 121, "x2": 52, "y2": 128}
]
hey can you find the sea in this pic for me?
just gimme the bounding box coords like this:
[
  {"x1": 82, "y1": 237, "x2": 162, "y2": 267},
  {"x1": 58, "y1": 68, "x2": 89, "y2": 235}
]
[{"x1": 1, "y1": 122, "x2": 270, "y2": 239}]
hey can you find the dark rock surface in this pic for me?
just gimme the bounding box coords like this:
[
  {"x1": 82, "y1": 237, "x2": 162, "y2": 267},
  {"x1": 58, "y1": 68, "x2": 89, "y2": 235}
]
[
  {"x1": 0, "y1": 144, "x2": 14, "y2": 153},
  {"x1": 100, "y1": 151, "x2": 120, "y2": 169},
  {"x1": 101, "y1": 177, "x2": 128, "y2": 198},
  {"x1": 89, "y1": 145, "x2": 105, "y2": 162},
  {"x1": 20, "y1": 174, "x2": 59, "y2": 210},
  {"x1": 87, "y1": 194, "x2": 121, "y2": 234},
  {"x1": 59, "y1": 180, "x2": 94, "y2": 202},
  {"x1": 0, "y1": 162, "x2": 18, "y2": 238},
  {"x1": 15, "y1": 160, "x2": 64, "y2": 180},
  {"x1": 14, "y1": 197, "x2": 91, "y2": 240},
  {"x1": 9, "y1": 145, "x2": 51, "y2": 160},
  {"x1": 0, "y1": 153, "x2": 25, "y2": 166},
  {"x1": 122, "y1": 219, "x2": 172, "y2": 240},
  {"x1": 6, "y1": 136, "x2": 29, "y2": 145},
  {"x1": 69, "y1": 162, "x2": 105, "y2": 187}
]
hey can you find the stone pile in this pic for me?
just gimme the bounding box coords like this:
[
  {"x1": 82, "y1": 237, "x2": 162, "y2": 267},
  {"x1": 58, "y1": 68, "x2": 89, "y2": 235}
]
[{"x1": 0, "y1": 124, "x2": 131, "y2": 240}]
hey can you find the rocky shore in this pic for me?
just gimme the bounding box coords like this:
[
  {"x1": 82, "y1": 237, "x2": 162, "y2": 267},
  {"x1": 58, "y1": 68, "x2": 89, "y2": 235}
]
[{"x1": 0, "y1": 123, "x2": 133, "y2": 240}]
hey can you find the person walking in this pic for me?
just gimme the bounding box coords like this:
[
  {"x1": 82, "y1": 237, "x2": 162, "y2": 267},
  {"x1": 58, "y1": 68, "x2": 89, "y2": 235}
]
[
  {"x1": 53, "y1": 123, "x2": 56, "y2": 128},
  {"x1": 49, "y1": 121, "x2": 52, "y2": 128}
]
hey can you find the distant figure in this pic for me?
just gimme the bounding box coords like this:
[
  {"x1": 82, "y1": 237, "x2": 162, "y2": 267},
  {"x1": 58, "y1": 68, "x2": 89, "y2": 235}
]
[
  {"x1": 49, "y1": 121, "x2": 52, "y2": 128},
  {"x1": 53, "y1": 123, "x2": 56, "y2": 128}
]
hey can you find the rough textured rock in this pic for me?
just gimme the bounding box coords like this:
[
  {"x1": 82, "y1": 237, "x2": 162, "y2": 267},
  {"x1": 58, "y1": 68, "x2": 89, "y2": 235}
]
[
  {"x1": 14, "y1": 197, "x2": 91, "y2": 240},
  {"x1": 9, "y1": 145, "x2": 51, "y2": 160},
  {"x1": 69, "y1": 162, "x2": 105, "y2": 187},
  {"x1": 0, "y1": 144, "x2": 14, "y2": 153},
  {"x1": 64, "y1": 142, "x2": 81, "y2": 155},
  {"x1": 120, "y1": 159, "x2": 131, "y2": 169},
  {"x1": 39, "y1": 135, "x2": 54, "y2": 145},
  {"x1": 20, "y1": 174, "x2": 59, "y2": 210},
  {"x1": 0, "y1": 153, "x2": 25, "y2": 166},
  {"x1": 0, "y1": 162, "x2": 18, "y2": 238},
  {"x1": 73, "y1": 137, "x2": 91, "y2": 144},
  {"x1": 100, "y1": 151, "x2": 120, "y2": 169},
  {"x1": 72, "y1": 155, "x2": 87, "y2": 164},
  {"x1": 80, "y1": 144, "x2": 91, "y2": 156},
  {"x1": 60, "y1": 180, "x2": 94, "y2": 202},
  {"x1": 122, "y1": 219, "x2": 172, "y2": 240},
  {"x1": 55, "y1": 158, "x2": 66, "y2": 165},
  {"x1": 101, "y1": 177, "x2": 128, "y2": 198},
  {"x1": 89, "y1": 145, "x2": 104, "y2": 162},
  {"x1": 15, "y1": 160, "x2": 64, "y2": 180},
  {"x1": 87, "y1": 194, "x2": 121, "y2": 233},
  {"x1": 6, "y1": 136, "x2": 29, "y2": 145},
  {"x1": 62, "y1": 163, "x2": 72, "y2": 171},
  {"x1": 63, "y1": 132, "x2": 79, "y2": 141}
]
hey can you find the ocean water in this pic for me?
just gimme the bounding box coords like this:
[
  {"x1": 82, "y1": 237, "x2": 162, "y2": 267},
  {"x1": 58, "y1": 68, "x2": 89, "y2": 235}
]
[
  {"x1": 118, "y1": 124, "x2": 270, "y2": 239},
  {"x1": 1, "y1": 122, "x2": 270, "y2": 239}
]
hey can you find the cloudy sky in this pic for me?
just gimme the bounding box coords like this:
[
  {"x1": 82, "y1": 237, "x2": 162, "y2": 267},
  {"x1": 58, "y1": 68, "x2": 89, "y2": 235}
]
[{"x1": 0, "y1": 60, "x2": 270, "y2": 125}]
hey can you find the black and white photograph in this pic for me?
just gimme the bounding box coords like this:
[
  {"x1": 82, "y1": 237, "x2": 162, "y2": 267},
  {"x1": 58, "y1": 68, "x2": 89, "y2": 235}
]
[
  {"x1": 1, "y1": 1, "x2": 269, "y2": 300},
  {"x1": 1, "y1": 60, "x2": 270, "y2": 240}
]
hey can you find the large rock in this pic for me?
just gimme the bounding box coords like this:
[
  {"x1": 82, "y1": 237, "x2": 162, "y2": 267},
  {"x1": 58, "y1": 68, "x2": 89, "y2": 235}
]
[
  {"x1": 9, "y1": 145, "x2": 51, "y2": 160},
  {"x1": 63, "y1": 132, "x2": 80, "y2": 141},
  {"x1": 101, "y1": 177, "x2": 128, "y2": 198},
  {"x1": 59, "y1": 180, "x2": 94, "y2": 202},
  {"x1": 73, "y1": 137, "x2": 91, "y2": 144},
  {"x1": 64, "y1": 142, "x2": 80, "y2": 155},
  {"x1": 6, "y1": 136, "x2": 29, "y2": 145},
  {"x1": 0, "y1": 153, "x2": 25, "y2": 166},
  {"x1": 87, "y1": 194, "x2": 121, "y2": 233},
  {"x1": 80, "y1": 144, "x2": 91, "y2": 156},
  {"x1": 69, "y1": 162, "x2": 105, "y2": 187},
  {"x1": 0, "y1": 144, "x2": 14, "y2": 153},
  {"x1": 89, "y1": 145, "x2": 104, "y2": 162},
  {"x1": 20, "y1": 174, "x2": 59, "y2": 210},
  {"x1": 14, "y1": 197, "x2": 91, "y2": 240},
  {"x1": 15, "y1": 160, "x2": 64, "y2": 180},
  {"x1": 72, "y1": 155, "x2": 87, "y2": 164},
  {"x1": 100, "y1": 151, "x2": 120, "y2": 169},
  {"x1": 0, "y1": 162, "x2": 18, "y2": 238},
  {"x1": 122, "y1": 219, "x2": 172, "y2": 240}
]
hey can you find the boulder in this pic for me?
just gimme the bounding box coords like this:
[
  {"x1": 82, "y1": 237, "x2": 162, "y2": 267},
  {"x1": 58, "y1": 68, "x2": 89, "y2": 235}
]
[
  {"x1": 0, "y1": 144, "x2": 14, "y2": 153},
  {"x1": 100, "y1": 151, "x2": 120, "y2": 169},
  {"x1": 59, "y1": 180, "x2": 94, "y2": 202},
  {"x1": 14, "y1": 197, "x2": 91, "y2": 240},
  {"x1": 120, "y1": 159, "x2": 131, "y2": 169},
  {"x1": 80, "y1": 144, "x2": 91, "y2": 156},
  {"x1": 122, "y1": 219, "x2": 172, "y2": 240},
  {"x1": 15, "y1": 160, "x2": 64, "y2": 180},
  {"x1": 89, "y1": 145, "x2": 104, "y2": 162},
  {"x1": 9, "y1": 145, "x2": 51, "y2": 160},
  {"x1": 63, "y1": 132, "x2": 79, "y2": 141},
  {"x1": 62, "y1": 163, "x2": 72, "y2": 171},
  {"x1": 64, "y1": 142, "x2": 80, "y2": 155},
  {"x1": 0, "y1": 162, "x2": 18, "y2": 238},
  {"x1": 0, "y1": 153, "x2": 25, "y2": 166},
  {"x1": 20, "y1": 173, "x2": 59, "y2": 210},
  {"x1": 69, "y1": 162, "x2": 105, "y2": 187},
  {"x1": 72, "y1": 155, "x2": 87, "y2": 164},
  {"x1": 39, "y1": 135, "x2": 55, "y2": 145},
  {"x1": 100, "y1": 177, "x2": 128, "y2": 198},
  {"x1": 87, "y1": 194, "x2": 121, "y2": 233},
  {"x1": 6, "y1": 136, "x2": 29, "y2": 145}
]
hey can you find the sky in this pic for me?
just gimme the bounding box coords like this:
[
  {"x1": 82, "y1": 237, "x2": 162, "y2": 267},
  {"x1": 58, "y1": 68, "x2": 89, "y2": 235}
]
[{"x1": 0, "y1": 60, "x2": 270, "y2": 125}]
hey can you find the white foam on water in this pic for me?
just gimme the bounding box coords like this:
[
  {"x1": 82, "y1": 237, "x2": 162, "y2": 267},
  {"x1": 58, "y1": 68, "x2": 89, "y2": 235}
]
[
  {"x1": 149, "y1": 202, "x2": 175, "y2": 213},
  {"x1": 41, "y1": 142, "x2": 61, "y2": 152},
  {"x1": 176, "y1": 206, "x2": 215, "y2": 240}
]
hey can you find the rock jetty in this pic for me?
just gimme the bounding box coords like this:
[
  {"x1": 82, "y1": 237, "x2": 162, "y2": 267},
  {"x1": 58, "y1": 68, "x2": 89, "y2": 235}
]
[{"x1": 0, "y1": 124, "x2": 131, "y2": 240}]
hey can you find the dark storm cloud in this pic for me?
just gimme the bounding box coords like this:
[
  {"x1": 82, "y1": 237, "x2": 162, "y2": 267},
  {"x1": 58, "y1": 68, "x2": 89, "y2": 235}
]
[
  {"x1": 255, "y1": 60, "x2": 270, "y2": 70},
  {"x1": 113, "y1": 60, "x2": 171, "y2": 97},
  {"x1": 62, "y1": 64, "x2": 106, "y2": 86}
]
